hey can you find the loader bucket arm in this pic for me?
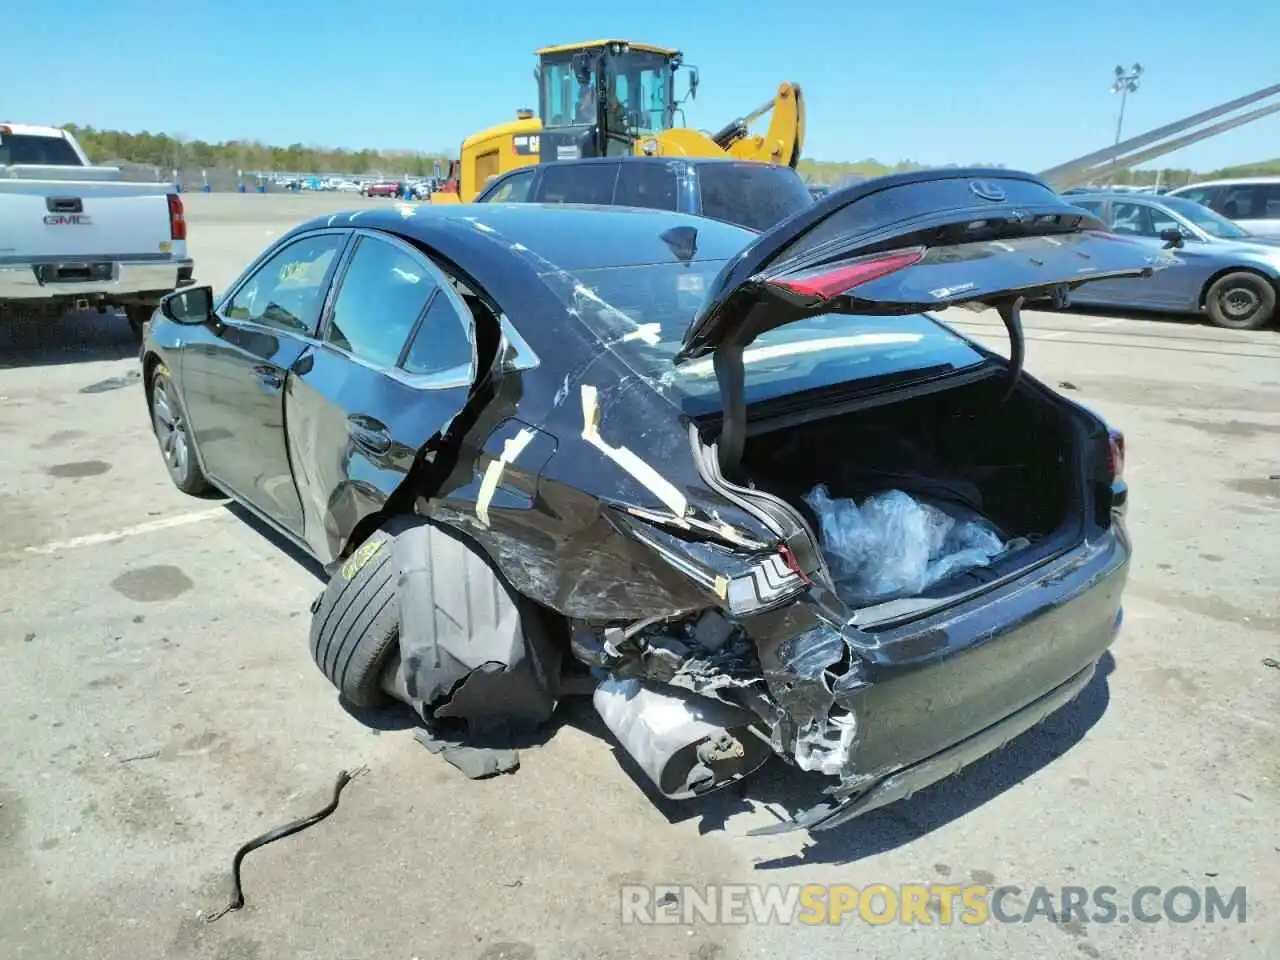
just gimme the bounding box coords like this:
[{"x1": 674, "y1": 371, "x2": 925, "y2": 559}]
[
  {"x1": 1039, "y1": 82, "x2": 1280, "y2": 191},
  {"x1": 719, "y1": 83, "x2": 804, "y2": 169}
]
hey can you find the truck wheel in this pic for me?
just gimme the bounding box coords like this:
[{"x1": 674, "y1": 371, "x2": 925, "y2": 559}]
[
  {"x1": 309, "y1": 520, "x2": 416, "y2": 708},
  {"x1": 1204, "y1": 272, "x2": 1276, "y2": 330},
  {"x1": 149, "y1": 364, "x2": 210, "y2": 495},
  {"x1": 125, "y1": 304, "x2": 154, "y2": 340}
]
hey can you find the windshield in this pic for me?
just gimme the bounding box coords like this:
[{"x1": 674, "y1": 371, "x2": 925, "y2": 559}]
[
  {"x1": 0, "y1": 133, "x2": 82, "y2": 166},
  {"x1": 606, "y1": 51, "x2": 674, "y2": 133},
  {"x1": 556, "y1": 260, "x2": 987, "y2": 416},
  {"x1": 1161, "y1": 196, "x2": 1250, "y2": 239}
]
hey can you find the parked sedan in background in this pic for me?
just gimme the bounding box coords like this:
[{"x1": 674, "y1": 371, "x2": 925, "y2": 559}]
[
  {"x1": 1068, "y1": 192, "x2": 1280, "y2": 329},
  {"x1": 139, "y1": 169, "x2": 1153, "y2": 832}
]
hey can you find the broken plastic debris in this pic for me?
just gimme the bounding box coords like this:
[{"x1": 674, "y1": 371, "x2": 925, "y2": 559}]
[{"x1": 806, "y1": 486, "x2": 1007, "y2": 604}]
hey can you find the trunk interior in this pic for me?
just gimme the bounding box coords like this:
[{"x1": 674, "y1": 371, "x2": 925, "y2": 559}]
[{"x1": 737, "y1": 372, "x2": 1098, "y2": 615}]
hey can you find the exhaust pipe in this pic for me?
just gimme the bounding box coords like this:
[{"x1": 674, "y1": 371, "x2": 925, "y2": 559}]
[{"x1": 593, "y1": 677, "x2": 772, "y2": 800}]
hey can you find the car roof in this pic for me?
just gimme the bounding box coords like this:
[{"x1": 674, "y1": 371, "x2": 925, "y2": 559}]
[
  {"x1": 294, "y1": 202, "x2": 755, "y2": 271},
  {"x1": 1170, "y1": 176, "x2": 1280, "y2": 189},
  {"x1": 499, "y1": 155, "x2": 776, "y2": 169}
]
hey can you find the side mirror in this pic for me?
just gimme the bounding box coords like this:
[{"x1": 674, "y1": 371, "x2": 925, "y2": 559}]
[
  {"x1": 1159, "y1": 227, "x2": 1185, "y2": 249},
  {"x1": 688, "y1": 67, "x2": 700, "y2": 100},
  {"x1": 161, "y1": 284, "x2": 214, "y2": 325},
  {"x1": 571, "y1": 52, "x2": 591, "y2": 86}
]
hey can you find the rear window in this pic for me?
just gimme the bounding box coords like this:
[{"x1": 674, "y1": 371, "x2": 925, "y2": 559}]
[
  {"x1": 558, "y1": 260, "x2": 986, "y2": 416},
  {"x1": 0, "y1": 133, "x2": 82, "y2": 166},
  {"x1": 696, "y1": 163, "x2": 814, "y2": 232},
  {"x1": 615, "y1": 162, "x2": 679, "y2": 211}
]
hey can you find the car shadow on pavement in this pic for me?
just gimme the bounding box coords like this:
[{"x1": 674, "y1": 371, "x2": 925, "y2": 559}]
[
  {"x1": 221, "y1": 501, "x2": 329, "y2": 581},
  {"x1": 626, "y1": 651, "x2": 1115, "y2": 864},
  {"x1": 0, "y1": 309, "x2": 140, "y2": 368}
]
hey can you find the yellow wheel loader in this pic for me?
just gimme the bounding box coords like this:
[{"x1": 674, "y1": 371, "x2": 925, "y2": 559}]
[{"x1": 432, "y1": 39, "x2": 803, "y2": 203}]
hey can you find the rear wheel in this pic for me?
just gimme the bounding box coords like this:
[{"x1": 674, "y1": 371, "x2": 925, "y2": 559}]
[
  {"x1": 1204, "y1": 272, "x2": 1276, "y2": 330},
  {"x1": 309, "y1": 520, "x2": 414, "y2": 708},
  {"x1": 150, "y1": 364, "x2": 210, "y2": 495}
]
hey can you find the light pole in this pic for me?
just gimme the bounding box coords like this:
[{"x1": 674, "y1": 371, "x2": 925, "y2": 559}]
[{"x1": 1110, "y1": 63, "x2": 1143, "y2": 185}]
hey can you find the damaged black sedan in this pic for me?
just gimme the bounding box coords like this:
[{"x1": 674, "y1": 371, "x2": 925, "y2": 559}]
[{"x1": 142, "y1": 169, "x2": 1160, "y2": 832}]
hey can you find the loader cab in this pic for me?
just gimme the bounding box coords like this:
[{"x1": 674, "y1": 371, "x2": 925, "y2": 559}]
[{"x1": 535, "y1": 40, "x2": 687, "y2": 163}]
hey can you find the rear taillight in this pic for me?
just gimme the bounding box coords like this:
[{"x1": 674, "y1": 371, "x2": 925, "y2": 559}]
[
  {"x1": 1108, "y1": 429, "x2": 1125, "y2": 481},
  {"x1": 769, "y1": 247, "x2": 925, "y2": 301},
  {"x1": 167, "y1": 193, "x2": 186, "y2": 240}
]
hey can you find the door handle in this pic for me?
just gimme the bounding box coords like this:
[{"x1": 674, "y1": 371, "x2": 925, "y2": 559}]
[
  {"x1": 347, "y1": 414, "x2": 392, "y2": 455},
  {"x1": 252, "y1": 364, "x2": 284, "y2": 389}
]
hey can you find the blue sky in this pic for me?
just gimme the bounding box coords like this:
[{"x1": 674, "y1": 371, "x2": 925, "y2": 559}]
[{"x1": 4, "y1": 0, "x2": 1276, "y2": 171}]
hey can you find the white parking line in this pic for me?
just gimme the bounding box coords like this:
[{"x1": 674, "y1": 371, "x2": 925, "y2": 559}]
[{"x1": 23, "y1": 507, "x2": 228, "y2": 555}]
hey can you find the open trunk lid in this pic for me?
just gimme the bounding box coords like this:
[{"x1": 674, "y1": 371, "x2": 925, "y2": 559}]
[{"x1": 674, "y1": 168, "x2": 1172, "y2": 363}]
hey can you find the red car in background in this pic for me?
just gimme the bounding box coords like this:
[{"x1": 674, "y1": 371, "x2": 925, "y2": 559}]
[{"x1": 361, "y1": 181, "x2": 403, "y2": 198}]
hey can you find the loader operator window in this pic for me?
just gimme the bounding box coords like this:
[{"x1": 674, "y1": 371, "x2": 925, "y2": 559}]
[{"x1": 541, "y1": 59, "x2": 580, "y2": 128}]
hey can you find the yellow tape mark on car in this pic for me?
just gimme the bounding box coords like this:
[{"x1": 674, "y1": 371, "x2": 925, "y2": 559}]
[
  {"x1": 278, "y1": 261, "x2": 311, "y2": 283},
  {"x1": 341, "y1": 537, "x2": 384, "y2": 580},
  {"x1": 475, "y1": 427, "x2": 537, "y2": 528},
  {"x1": 581, "y1": 384, "x2": 688, "y2": 518}
]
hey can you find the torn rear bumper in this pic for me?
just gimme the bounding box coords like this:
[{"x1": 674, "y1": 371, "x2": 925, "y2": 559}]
[{"x1": 750, "y1": 652, "x2": 1102, "y2": 834}]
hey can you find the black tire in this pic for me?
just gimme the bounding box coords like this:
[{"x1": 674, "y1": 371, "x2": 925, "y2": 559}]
[
  {"x1": 125, "y1": 304, "x2": 154, "y2": 341},
  {"x1": 309, "y1": 520, "x2": 415, "y2": 708},
  {"x1": 149, "y1": 364, "x2": 210, "y2": 495},
  {"x1": 1204, "y1": 271, "x2": 1276, "y2": 330}
]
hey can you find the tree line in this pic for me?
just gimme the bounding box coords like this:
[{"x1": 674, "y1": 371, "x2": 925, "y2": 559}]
[
  {"x1": 61, "y1": 123, "x2": 1279, "y2": 183},
  {"x1": 62, "y1": 125, "x2": 449, "y2": 176}
]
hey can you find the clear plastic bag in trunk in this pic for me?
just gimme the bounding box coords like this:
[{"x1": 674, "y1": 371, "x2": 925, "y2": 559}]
[{"x1": 805, "y1": 485, "x2": 1008, "y2": 604}]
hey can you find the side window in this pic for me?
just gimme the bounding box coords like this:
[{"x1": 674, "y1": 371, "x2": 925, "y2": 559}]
[
  {"x1": 1109, "y1": 202, "x2": 1155, "y2": 236},
  {"x1": 1260, "y1": 185, "x2": 1280, "y2": 218},
  {"x1": 1148, "y1": 205, "x2": 1184, "y2": 236},
  {"x1": 533, "y1": 162, "x2": 619, "y2": 204},
  {"x1": 401, "y1": 291, "x2": 473, "y2": 377},
  {"x1": 1175, "y1": 186, "x2": 1212, "y2": 207},
  {"x1": 326, "y1": 236, "x2": 436, "y2": 368},
  {"x1": 484, "y1": 170, "x2": 534, "y2": 203},
  {"x1": 615, "y1": 163, "x2": 678, "y2": 211},
  {"x1": 224, "y1": 234, "x2": 344, "y2": 335},
  {"x1": 1219, "y1": 185, "x2": 1260, "y2": 220},
  {"x1": 1072, "y1": 199, "x2": 1104, "y2": 216}
]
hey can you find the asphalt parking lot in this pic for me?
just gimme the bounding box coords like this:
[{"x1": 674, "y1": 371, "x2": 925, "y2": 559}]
[{"x1": 1, "y1": 191, "x2": 1277, "y2": 960}]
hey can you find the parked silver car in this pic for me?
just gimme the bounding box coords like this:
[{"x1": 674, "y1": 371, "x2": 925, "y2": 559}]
[
  {"x1": 1167, "y1": 177, "x2": 1280, "y2": 239},
  {"x1": 1067, "y1": 192, "x2": 1280, "y2": 329}
]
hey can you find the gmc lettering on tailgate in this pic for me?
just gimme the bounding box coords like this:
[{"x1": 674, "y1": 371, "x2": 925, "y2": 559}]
[{"x1": 43, "y1": 214, "x2": 93, "y2": 226}]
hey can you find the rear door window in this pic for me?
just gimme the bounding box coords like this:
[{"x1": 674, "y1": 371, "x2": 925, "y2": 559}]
[
  {"x1": 401, "y1": 291, "x2": 474, "y2": 378},
  {"x1": 615, "y1": 163, "x2": 679, "y2": 211},
  {"x1": 696, "y1": 163, "x2": 814, "y2": 231},
  {"x1": 1218, "y1": 185, "x2": 1265, "y2": 220},
  {"x1": 325, "y1": 236, "x2": 437, "y2": 368},
  {"x1": 533, "y1": 162, "x2": 619, "y2": 204}
]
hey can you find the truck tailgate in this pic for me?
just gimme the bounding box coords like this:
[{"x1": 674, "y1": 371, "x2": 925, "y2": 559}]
[{"x1": 0, "y1": 180, "x2": 178, "y2": 261}]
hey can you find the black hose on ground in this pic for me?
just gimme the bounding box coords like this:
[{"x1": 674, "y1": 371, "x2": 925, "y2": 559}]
[{"x1": 204, "y1": 766, "x2": 366, "y2": 923}]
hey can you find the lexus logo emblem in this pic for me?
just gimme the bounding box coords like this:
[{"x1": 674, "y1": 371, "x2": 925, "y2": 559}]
[{"x1": 969, "y1": 180, "x2": 1007, "y2": 202}]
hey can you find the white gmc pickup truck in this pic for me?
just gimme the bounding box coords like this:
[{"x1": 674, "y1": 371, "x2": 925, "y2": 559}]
[{"x1": 0, "y1": 123, "x2": 195, "y2": 338}]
